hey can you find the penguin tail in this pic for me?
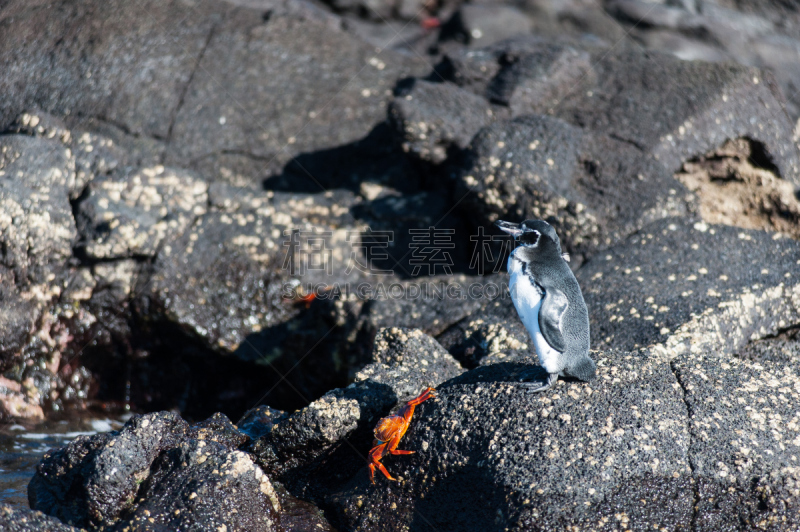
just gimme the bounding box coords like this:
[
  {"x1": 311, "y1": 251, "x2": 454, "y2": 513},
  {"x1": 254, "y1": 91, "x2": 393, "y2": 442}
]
[{"x1": 568, "y1": 356, "x2": 596, "y2": 382}]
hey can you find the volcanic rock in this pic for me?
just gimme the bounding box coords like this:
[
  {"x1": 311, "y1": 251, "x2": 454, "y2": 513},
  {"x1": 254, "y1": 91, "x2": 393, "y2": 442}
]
[
  {"x1": 253, "y1": 327, "x2": 463, "y2": 480},
  {"x1": 0, "y1": 506, "x2": 83, "y2": 532}
]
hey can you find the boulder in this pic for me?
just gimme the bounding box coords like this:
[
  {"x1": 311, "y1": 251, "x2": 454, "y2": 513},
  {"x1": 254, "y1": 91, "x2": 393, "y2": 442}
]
[
  {"x1": 119, "y1": 440, "x2": 279, "y2": 531},
  {"x1": 28, "y1": 412, "x2": 189, "y2": 528},
  {"x1": 454, "y1": 115, "x2": 689, "y2": 261},
  {"x1": 26, "y1": 410, "x2": 337, "y2": 531},
  {"x1": 0, "y1": 0, "x2": 426, "y2": 186},
  {"x1": 328, "y1": 348, "x2": 693, "y2": 531},
  {"x1": 577, "y1": 217, "x2": 800, "y2": 352},
  {"x1": 0, "y1": 506, "x2": 83, "y2": 532},
  {"x1": 75, "y1": 166, "x2": 208, "y2": 261},
  {"x1": 429, "y1": 37, "x2": 799, "y2": 177},
  {"x1": 139, "y1": 185, "x2": 361, "y2": 354},
  {"x1": 253, "y1": 327, "x2": 463, "y2": 481},
  {"x1": 389, "y1": 79, "x2": 494, "y2": 164}
]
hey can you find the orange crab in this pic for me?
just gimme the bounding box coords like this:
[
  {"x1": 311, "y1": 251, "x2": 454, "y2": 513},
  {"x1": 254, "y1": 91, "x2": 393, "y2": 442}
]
[{"x1": 368, "y1": 387, "x2": 436, "y2": 483}]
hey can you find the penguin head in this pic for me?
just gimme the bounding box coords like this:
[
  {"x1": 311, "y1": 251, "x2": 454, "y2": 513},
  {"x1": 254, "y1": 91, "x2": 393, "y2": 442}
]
[{"x1": 495, "y1": 219, "x2": 569, "y2": 262}]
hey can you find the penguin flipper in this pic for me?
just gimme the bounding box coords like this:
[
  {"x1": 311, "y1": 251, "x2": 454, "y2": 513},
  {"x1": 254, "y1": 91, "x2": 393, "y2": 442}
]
[{"x1": 538, "y1": 287, "x2": 569, "y2": 353}]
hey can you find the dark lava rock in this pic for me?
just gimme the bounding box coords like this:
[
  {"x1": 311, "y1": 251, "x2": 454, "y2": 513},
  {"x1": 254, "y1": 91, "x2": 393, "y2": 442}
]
[
  {"x1": 0, "y1": 505, "x2": 83, "y2": 532},
  {"x1": 389, "y1": 79, "x2": 494, "y2": 164},
  {"x1": 162, "y1": 0, "x2": 426, "y2": 182},
  {"x1": 5, "y1": 111, "x2": 126, "y2": 199},
  {"x1": 671, "y1": 346, "x2": 800, "y2": 527},
  {"x1": 0, "y1": 0, "x2": 219, "y2": 139},
  {"x1": 28, "y1": 412, "x2": 189, "y2": 528},
  {"x1": 577, "y1": 217, "x2": 800, "y2": 352},
  {"x1": 440, "y1": 4, "x2": 533, "y2": 49},
  {"x1": 455, "y1": 115, "x2": 689, "y2": 260},
  {"x1": 253, "y1": 379, "x2": 396, "y2": 479},
  {"x1": 437, "y1": 296, "x2": 531, "y2": 368},
  {"x1": 326, "y1": 348, "x2": 693, "y2": 531},
  {"x1": 395, "y1": 41, "x2": 595, "y2": 163},
  {"x1": 25, "y1": 410, "x2": 340, "y2": 531},
  {"x1": 361, "y1": 274, "x2": 497, "y2": 338},
  {"x1": 549, "y1": 47, "x2": 799, "y2": 179},
  {"x1": 238, "y1": 406, "x2": 290, "y2": 441},
  {"x1": 117, "y1": 439, "x2": 279, "y2": 531},
  {"x1": 253, "y1": 327, "x2": 463, "y2": 480},
  {"x1": 75, "y1": 166, "x2": 208, "y2": 260},
  {"x1": 0, "y1": 0, "x2": 426, "y2": 185},
  {"x1": 0, "y1": 133, "x2": 76, "y2": 291},
  {"x1": 0, "y1": 132, "x2": 78, "y2": 416},
  {"x1": 139, "y1": 186, "x2": 359, "y2": 355},
  {"x1": 433, "y1": 37, "x2": 799, "y2": 179},
  {"x1": 353, "y1": 326, "x2": 464, "y2": 400}
]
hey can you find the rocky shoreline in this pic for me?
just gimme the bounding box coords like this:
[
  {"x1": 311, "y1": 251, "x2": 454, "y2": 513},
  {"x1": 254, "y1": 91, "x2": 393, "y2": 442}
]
[{"x1": 2, "y1": 0, "x2": 800, "y2": 530}]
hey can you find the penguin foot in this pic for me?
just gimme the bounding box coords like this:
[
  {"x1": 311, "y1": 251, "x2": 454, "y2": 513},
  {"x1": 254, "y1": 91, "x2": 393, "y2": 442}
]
[{"x1": 518, "y1": 371, "x2": 558, "y2": 393}]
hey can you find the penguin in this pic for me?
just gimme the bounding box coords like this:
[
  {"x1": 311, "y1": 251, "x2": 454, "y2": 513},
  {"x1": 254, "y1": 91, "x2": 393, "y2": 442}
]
[{"x1": 495, "y1": 219, "x2": 595, "y2": 392}]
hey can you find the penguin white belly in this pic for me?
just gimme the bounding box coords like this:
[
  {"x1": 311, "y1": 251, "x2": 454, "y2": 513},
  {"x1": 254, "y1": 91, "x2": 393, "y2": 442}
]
[{"x1": 508, "y1": 260, "x2": 563, "y2": 375}]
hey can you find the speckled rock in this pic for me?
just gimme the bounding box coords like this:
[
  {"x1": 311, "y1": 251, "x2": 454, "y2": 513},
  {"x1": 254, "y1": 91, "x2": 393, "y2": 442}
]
[
  {"x1": 252, "y1": 381, "x2": 393, "y2": 479},
  {"x1": 114, "y1": 440, "x2": 279, "y2": 532},
  {"x1": 0, "y1": 133, "x2": 75, "y2": 287},
  {"x1": 327, "y1": 348, "x2": 693, "y2": 531},
  {"x1": 253, "y1": 328, "x2": 462, "y2": 480},
  {"x1": 26, "y1": 410, "x2": 339, "y2": 531},
  {"x1": 0, "y1": 114, "x2": 146, "y2": 418},
  {"x1": 738, "y1": 326, "x2": 800, "y2": 365},
  {"x1": 188, "y1": 412, "x2": 250, "y2": 450},
  {"x1": 431, "y1": 37, "x2": 799, "y2": 181},
  {"x1": 139, "y1": 186, "x2": 360, "y2": 355},
  {"x1": 354, "y1": 327, "x2": 464, "y2": 399},
  {"x1": 436, "y1": 296, "x2": 531, "y2": 368},
  {"x1": 389, "y1": 79, "x2": 495, "y2": 164},
  {"x1": 671, "y1": 348, "x2": 800, "y2": 530},
  {"x1": 5, "y1": 111, "x2": 126, "y2": 199},
  {"x1": 75, "y1": 166, "x2": 208, "y2": 260},
  {"x1": 455, "y1": 114, "x2": 689, "y2": 261},
  {"x1": 28, "y1": 412, "x2": 189, "y2": 528},
  {"x1": 578, "y1": 217, "x2": 800, "y2": 352},
  {"x1": 0, "y1": 506, "x2": 83, "y2": 532},
  {"x1": 0, "y1": 133, "x2": 76, "y2": 379}
]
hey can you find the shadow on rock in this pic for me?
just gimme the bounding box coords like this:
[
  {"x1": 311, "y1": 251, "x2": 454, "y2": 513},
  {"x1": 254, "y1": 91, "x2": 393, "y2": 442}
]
[{"x1": 264, "y1": 122, "x2": 423, "y2": 195}]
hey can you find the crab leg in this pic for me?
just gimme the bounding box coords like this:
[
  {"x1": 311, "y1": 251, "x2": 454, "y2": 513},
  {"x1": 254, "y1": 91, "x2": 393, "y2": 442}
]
[{"x1": 369, "y1": 462, "x2": 396, "y2": 483}]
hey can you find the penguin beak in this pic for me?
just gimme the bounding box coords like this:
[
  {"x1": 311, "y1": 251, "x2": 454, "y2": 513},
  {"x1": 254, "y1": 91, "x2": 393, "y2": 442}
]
[{"x1": 494, "y1": 220, "x2": 531, "y2": 239}]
